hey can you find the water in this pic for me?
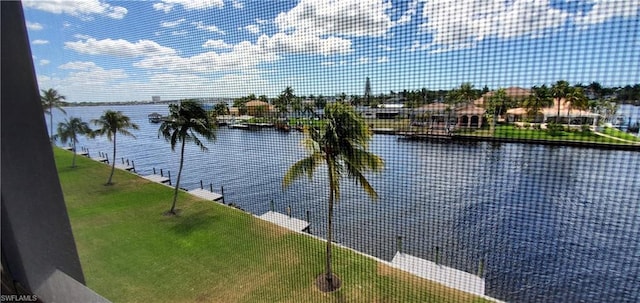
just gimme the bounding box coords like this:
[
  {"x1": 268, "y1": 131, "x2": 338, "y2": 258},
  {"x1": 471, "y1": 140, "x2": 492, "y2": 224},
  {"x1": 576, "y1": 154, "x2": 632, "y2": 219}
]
[{"x1": 48, "y1": 104, "x2": 640, "y2": 303}]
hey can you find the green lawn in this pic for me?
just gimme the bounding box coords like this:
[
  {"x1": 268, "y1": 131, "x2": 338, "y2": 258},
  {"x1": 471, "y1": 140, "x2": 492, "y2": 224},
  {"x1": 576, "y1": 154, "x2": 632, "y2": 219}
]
[
  {"x1": 55, "y1": 148, "x2": 489, "y2": 303},
  {"x1": 600, "y1": 127, "x2": 640, "y2": 142},
  {"x1": 456, "y1": 125, "x2": 637, "y2": 145}
]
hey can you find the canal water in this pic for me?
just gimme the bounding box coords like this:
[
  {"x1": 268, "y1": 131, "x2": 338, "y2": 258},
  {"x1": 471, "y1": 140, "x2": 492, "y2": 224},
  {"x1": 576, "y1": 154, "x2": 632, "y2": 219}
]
[{"x1": 48, "y1": 104, "x2": 639, "y2": 303}]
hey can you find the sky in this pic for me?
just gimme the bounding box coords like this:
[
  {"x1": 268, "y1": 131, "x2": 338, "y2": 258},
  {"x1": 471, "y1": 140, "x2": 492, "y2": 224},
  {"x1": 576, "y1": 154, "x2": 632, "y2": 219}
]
[{"x1": 24, "y1": 0, "x2": 640, "y2": 103}]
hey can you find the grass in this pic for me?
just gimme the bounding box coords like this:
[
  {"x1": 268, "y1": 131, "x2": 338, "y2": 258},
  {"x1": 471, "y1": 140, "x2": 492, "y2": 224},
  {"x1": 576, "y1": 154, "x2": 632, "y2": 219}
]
[
  {"x1": 55, "y1": 148, "x2": 490, "y2": 303},
  {"x1": 600, "y1": 127, "x2": 640, "y2": 142},
  {"x1": 455, "y1": 125, "x2": 637, "y2": 145}
]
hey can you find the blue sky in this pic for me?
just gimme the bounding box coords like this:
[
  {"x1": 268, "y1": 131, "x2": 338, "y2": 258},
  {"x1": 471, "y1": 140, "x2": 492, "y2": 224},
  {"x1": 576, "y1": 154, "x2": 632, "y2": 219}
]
[{"x1": 24, "y1": 0, "x2": 640, "y2": 103}]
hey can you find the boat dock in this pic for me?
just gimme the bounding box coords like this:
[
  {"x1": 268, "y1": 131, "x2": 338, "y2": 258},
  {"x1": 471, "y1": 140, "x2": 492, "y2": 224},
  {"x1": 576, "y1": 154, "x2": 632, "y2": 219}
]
[
  {"x1": 256, "y1": 211, "x2": 310, "y2": 232},
  {"x1": 142, "y1": 174, "x2": 170, "y2": 184},
  {"x1": 114, "y1": 163, "x2": 134, "y2": 171},
  {"x1": 92, "y1": 156, "x2": 108, "y2": 163},
  {"x1": 389, "y1": 252, "x2": 485, "y2": 297},
  {"x1": 188, "y1": 188, "x2": 223, "y2": 201}
]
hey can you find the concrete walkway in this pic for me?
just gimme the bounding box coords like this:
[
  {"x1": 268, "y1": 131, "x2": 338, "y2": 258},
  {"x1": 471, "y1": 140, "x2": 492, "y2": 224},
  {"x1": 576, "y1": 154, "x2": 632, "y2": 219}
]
[
  {"x1": 593, "y1": 131, "x2": 640, "y2": 144},
  {"x1": 390, "y1": 252, "x2": 485, "y2": 297},
  {"x1": 256, "y1": 211, "x2": 309, "y2": 232},
  {"x1": 141, "y1": 174, "x2": 170, "y2": 184},
  {"x1": 188, "y1": 188, "x2": 223, "y2": 201}
]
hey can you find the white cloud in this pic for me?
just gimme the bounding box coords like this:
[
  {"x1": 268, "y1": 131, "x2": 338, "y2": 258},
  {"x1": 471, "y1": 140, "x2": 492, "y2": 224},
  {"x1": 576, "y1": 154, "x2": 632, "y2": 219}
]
[
  {"x1": 256, "y1": 18, "x2": 269, "y2": 25},
  {"x1": 192, "y1": 21, "x2": 225, "y2": 34},
  {"x1": 378, "y1": 44, "x2": 394, "y2": 51},
  {"x1": 573, "y1": 0, "x2": 640, "y2": 26},
  {"x1": 244, "y1": 24, "x2": 260, "y2": 34},
  {"x1": 396, "y1": 0, "x2": 418, "y2": 25},
  {"x1": 275, "y1": 0, "x2": 393, "y2": 37},
  {"x1": 376, "y1": 56, "x2": 389, "y2": 63},
  {"x1": 232, "y1": 0, "x2": 244, "y2": 9},
  {"x1": 59, "y1": 61, "x2": 98, "y2": 70},
  {"x1": 358, "y1": 56, "x2": 370, "y2": 64},
  {"x1": 171, "y1": 30, "x2": 189, "y2": 36},
  {"x1": 321, "y1": 61, "x2": 335, "y2": 66},
  {"x1": 420, "y1": 0, "x2": 568, "y2": 52},
  {"x1": 32, "y1": 39, "x2": 49, "y2": 45},
  {"x1": 37, "y1": 62, "x2": 128, "y2": 102},
  {"x1": 26, "y1": 21, "x2": 43, "y2": 30},
  {"x1": 153, "y1": 0, "x2": 224, "y2": 13},
  {"x1": 161, "y1": 18, "x2": 186, "y2": 28},
  {"x1": 40, "y1": 59, "x2": 50, "y2": 66},
  {"x1": 202, "y1": 39, "x2": 233, "y2": 49},
  {"x1": 73, "y1": 34, "x2": 92, "y2": 40},
  {"x1": 134, "y1": 41, "x2": 278, "y2": 73},
  {"x1": 257, "y1": 32, "x2": 352, "y2": 56},
  {"x1": 23, "y1": 0, "x2": 127, "y2": 19},
  {"x1": 153, "y1": 2, "x2": 173, "y2": 13},
  {"x1": 65, "y1": 38, "x2": 176, "y2": 57}
]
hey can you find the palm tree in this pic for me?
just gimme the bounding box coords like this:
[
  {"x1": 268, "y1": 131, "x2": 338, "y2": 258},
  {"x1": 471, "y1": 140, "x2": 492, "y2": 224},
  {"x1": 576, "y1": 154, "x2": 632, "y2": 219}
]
[
  {"x1": 551, "y1": 80, "x2": 571, "y2": 123},
  {"x1": 283, "y1": 102, "x2": 384, "y2": 292},
  {"x1": 565, "y1": 87, "x2": 588, "y2": 124},
  {"x1": 456, "y1": 82, "x2": 478, "y2": 104},
  {"x1": 275, "y1": 86, "x2": 295, "y2": 119},
  {"x1": 92, "y1": 111, "x2": 139, "y2": 185},
  {"x1": 523, "y1": 85, "x2": 553, "y2": 122},
  {"x1": 54, "y1": 117, "x2": 93, "y2": 168},
  {"x1": 159, "y1": 100, "x2": 216, "y2": 215},
  {"x1": 41, "y1": 88, "x2": 67, "y2": 144},
  {"x1": 487, "y1": 88, "x2": 509, "y2": 135}
]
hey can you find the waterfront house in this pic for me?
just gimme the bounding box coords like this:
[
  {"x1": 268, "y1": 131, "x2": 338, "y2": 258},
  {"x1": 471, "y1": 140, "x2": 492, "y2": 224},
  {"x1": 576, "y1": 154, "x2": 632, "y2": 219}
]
[
  {"x1": 507, "y1": 98, "x2": 600, "y2": 125},
  {"x1": 473, "y1": 87, "x2": 531, "y2": 107},
  {"x1": 245, "y1": 100, "x2": 274, "y2": 117},
  {"x1": 412, "y1": 102, "x2": 486, "y2": 129}
]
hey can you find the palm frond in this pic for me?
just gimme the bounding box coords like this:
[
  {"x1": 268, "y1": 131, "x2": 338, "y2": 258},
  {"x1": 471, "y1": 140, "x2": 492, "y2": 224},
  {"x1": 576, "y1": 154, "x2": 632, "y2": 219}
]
[{"x1": 283, "y1": 154, "x2": 322, "y2": 188}]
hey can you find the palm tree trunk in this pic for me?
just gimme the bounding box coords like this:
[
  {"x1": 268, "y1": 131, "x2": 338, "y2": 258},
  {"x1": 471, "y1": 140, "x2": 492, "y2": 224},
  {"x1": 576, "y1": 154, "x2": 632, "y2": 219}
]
[
  {"x1": 72, "y1": 139, "x2": 77, "y2": 168},
  {"x1": 107, "y1": 133, "x2": 117, "y2": 184},
  {"x1": 170, "y1": 139, "x2": 186, "y2": 214},
  {"x1": 49, "y1": 109, "x2": 54, "y2": 145},
  {"x1": 556, "y1": 98, "x2": 561, "y2": 124},
  {"x1": 325, "y1": 156, "x2": 335, "y2": 287}
]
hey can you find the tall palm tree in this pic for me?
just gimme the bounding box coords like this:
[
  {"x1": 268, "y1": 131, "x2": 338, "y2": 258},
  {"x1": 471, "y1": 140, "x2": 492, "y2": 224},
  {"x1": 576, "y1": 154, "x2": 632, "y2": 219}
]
[
  {"x1": 283, "y1": 102, "x2": 384, "y2": 292},
  {"x1": 565, "y1": 87, "x2": 589, "y2": 123},
  {"x1": 92, "y1": 111, "x2": 139, "y2": 185},
  {"x1": 551, "y1": 80, "x2": 571, "y2": 123},
  {"x1": 523, "y1": 85, "x2": 553, "y2": 122},
  {"x1": 275, "y1": 86, "x2": 295, "y2": 119},
  {"x1": 159, "y1": 100, "x2": 216, "y2": 215},
  {"x1": 487, "y1": 88, "x2": 509, "y2": 135},
  {"x1": 41, "y1": 88, "x2": 68, "y2": 143},
  {"x1": 54, "y1": 117, "x2": 93, "y2": 168},
  {"x1": 457, "y1": 82, "x2": 478, "y2": 104}
]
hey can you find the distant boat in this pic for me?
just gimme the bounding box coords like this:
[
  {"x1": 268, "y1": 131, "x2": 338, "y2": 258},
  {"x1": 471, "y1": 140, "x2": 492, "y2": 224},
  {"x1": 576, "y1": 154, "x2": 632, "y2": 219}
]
[
  {"x1": 148, "y1": 112, "x2": 164, "y2": 123},
  {"x1": 228, "y1": 124, "x2": 249, "y2": 129}
]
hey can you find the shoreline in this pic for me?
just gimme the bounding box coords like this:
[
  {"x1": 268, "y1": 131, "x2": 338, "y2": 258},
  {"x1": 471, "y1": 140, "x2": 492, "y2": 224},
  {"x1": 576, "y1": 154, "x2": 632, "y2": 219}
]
[{"x1": 370, "y1": 129, "x2": 640, "y2": 151}]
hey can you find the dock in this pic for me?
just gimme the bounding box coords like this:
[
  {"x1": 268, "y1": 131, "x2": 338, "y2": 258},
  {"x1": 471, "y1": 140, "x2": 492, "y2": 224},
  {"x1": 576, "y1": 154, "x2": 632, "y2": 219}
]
[
  {"x1": 142, "y1": 174, "x2": 170, "y2": 184},
  {"x1": 188, "y1": 188, "x2": 223, "y2": 201},
  {"x1": 114, "y1": 163, "x2": 134, "y2": 171},
  {"x1": 76, "y1": 150, "x2": 89, "y2": 156},
  {"x1": 389, "y1": 252, "x2": 485, "y2": 296},
  {"x1": 92, "y1": 156, "x2": 108, "y2": 163},
  {"x1": 61, "y1": 146, "x2": 73, "y2": 151},
  {"x1": 257, "y1": 211, "x2": 310, "y2": 232}
]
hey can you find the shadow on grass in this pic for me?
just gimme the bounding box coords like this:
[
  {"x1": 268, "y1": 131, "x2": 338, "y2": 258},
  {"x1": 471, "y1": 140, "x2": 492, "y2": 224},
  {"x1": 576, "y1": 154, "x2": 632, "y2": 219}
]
[{"x1": 166, "y1": 210, "x2": 215, "y2": 236}]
